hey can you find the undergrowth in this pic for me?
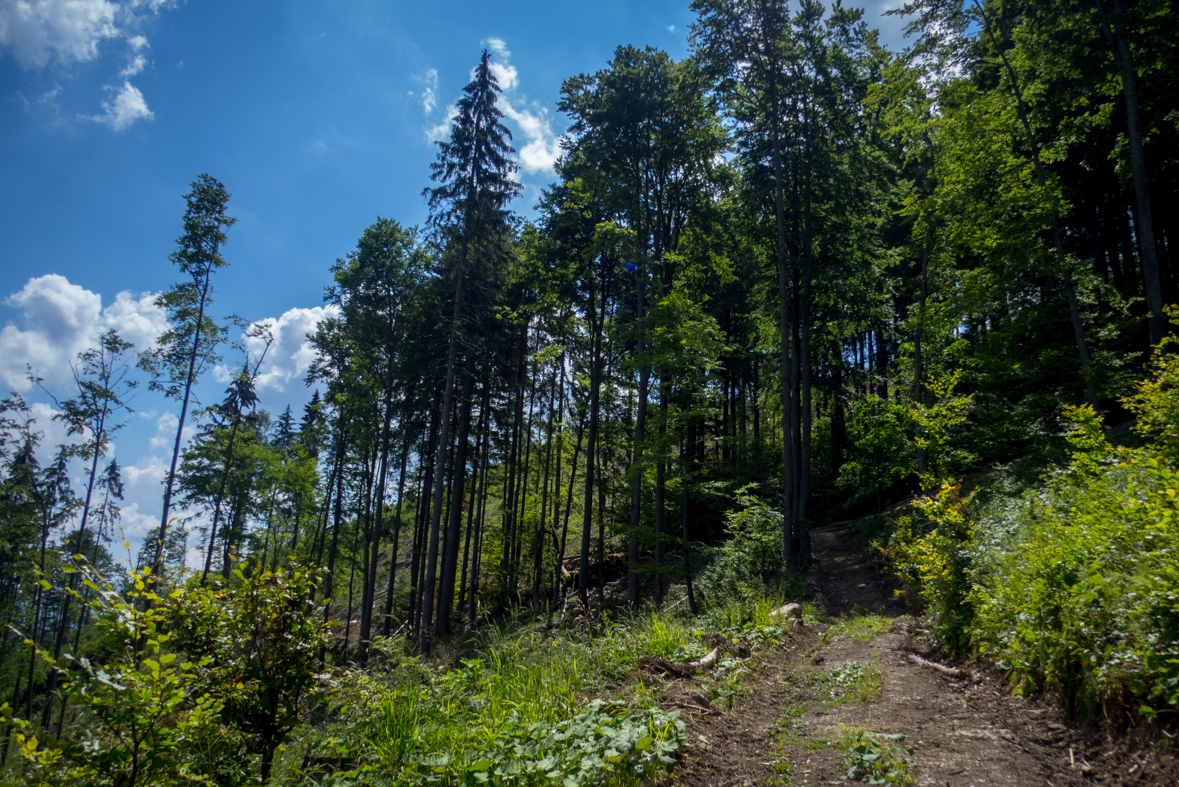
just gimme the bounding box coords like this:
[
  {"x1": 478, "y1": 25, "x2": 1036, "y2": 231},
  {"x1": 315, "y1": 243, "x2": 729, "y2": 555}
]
[
  {"x1": 288, "y1": 592, "x2": 803, "y2": 785},
  {"x1": 822, "y1": 661, "x2": 883, "y2": 704},
  {"x1": 835, "y1": 725, "x2": 915, "y2": 786},
  {"x1": 883, "y1": 316, "x2": 1179, "y2": 724}
]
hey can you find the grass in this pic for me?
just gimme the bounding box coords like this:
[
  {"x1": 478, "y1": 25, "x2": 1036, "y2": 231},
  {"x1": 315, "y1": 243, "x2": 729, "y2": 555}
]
[
  {"x1": 828, "y1": 612, "x2": 892, "y2": 642},
  {"x1": 821, "y1": 660, "x2": 884, "y2": 704},
  {"x1": 283, "y1": 591, "x2": 804, "y2": 785}
]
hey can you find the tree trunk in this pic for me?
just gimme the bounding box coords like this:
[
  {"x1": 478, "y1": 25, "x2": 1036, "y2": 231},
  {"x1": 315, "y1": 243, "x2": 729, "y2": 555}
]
[
  {"x1": 421, "y1": 263, "x2": 465, "y2": 654},
  {"x1": 1097, "y1": 0, "x2": 1165, "y2": 343},
  {"x1": 579, "y1": 277, "x2": 603, "y2": 611},
  {"x1": 438, "y1": 365, "x2": 474, "y2": 636}
]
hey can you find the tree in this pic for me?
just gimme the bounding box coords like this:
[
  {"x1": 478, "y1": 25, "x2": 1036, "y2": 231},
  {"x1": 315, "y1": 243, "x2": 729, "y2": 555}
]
[
  {"x1": 170, "y1": 562, "x2": 329, "y2": 783},
  {"x1": 139, "y1": 174, "x2": 235, "y2": 584},
  {"x1": 420, "y1": 50, "x2": 521, "y2": 650},
  {"x1": 39, "y1": 330, "x2": 137, "y2": 732}
]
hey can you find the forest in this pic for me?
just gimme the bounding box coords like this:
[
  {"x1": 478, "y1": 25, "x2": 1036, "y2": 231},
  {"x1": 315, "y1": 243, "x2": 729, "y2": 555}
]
[{"x1": 1, "y1": 0, "x2": 1178, "y2": 784}]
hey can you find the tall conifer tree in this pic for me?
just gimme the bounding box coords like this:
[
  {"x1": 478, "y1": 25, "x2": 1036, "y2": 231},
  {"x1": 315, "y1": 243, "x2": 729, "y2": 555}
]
[{"x1": 420, "y1": 51, "x2": 521, "y2": 651}]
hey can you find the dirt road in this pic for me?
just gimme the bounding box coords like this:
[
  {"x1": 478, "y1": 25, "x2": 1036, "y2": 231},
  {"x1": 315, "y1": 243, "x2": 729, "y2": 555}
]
[{"x1": 671, "y1": 525, "x2": 1178, "y2": 787}]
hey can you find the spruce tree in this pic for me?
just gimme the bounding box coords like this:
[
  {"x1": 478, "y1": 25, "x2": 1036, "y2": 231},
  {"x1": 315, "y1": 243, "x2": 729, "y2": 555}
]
[{"x1": 420, "y1": 51, "x2": 521, "y2": 651}]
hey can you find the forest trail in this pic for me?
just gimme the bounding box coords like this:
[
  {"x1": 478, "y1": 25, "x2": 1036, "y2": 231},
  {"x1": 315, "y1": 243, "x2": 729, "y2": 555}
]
[{"x1": 673, "y1": 526, "x2": 1178, "y2": 787}]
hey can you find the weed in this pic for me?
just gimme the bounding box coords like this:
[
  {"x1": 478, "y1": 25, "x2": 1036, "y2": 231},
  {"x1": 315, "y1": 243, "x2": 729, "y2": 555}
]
[
  {"x1": 706, "y1": 655, "x2": 752, "y2": 710},
  {"x1": 835, "y1": 725, "x2": 915, "y2": 785},
  {"x1": 821, "y1": 661, "x2": 884, "y2": 704},
  {"x1": 829, "y1": 613, "x2": 892, "y2": 642}
]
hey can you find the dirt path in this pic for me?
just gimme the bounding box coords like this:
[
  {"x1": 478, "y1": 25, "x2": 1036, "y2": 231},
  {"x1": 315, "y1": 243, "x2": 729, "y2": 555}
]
[{"x1": 672, "y1": 526, "x2": 1179, "y2": 787}]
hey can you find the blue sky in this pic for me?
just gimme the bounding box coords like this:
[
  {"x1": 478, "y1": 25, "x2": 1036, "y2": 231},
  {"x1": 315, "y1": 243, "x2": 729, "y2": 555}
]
[{"x1": 0, "y1": 0, "x2": 908, "y2": 563}]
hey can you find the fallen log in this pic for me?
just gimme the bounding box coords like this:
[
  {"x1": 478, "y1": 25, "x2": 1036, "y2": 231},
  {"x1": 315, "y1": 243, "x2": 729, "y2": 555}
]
[
  {"x1": 770, "y1": 603, "x2": 803, "y2": 621},
  {"x1": 690, "y1": 646, "x2": 721, "y2": 670},
  {"x1": 908, "y1": 653, "x2": 968, "y2": 679},
  {"x1": 639, "y1": 645, "x2": 723, "y2": 680}
]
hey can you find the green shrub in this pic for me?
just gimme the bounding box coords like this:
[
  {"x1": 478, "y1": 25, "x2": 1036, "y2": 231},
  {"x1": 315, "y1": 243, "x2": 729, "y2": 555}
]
[
  {"x1": 699, "y1": 486, "x2": 784, "y2": 598},
  {"x1": 970, "y1": 413, "x2": 1179, "y2": 720},
  {"x1": 884, "y1": 482, "x2": 977, "y2": 656},
  {"x1": 890, "y1": 322, "x2": 1179, "y2": 722}
]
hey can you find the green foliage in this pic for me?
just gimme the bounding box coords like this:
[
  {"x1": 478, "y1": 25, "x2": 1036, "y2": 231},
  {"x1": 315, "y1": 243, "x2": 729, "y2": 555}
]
[
  {"x1": 911, "y1": 370, "x2": 974, "y2": 488},
  {"x1": 700, "y1": 486, "x2": 784, "y2": 598},
  {"x1": 2, "y1": 559, "x2": 329, "y2": 786},
  {"x1": 305, "y1": 619, "x2": 697, "y2": 785},
  {"x1": 884, "y1": 483, "x2": 977, "y2": 655},
  {"x1": 838, "y1": 396, "x2": 914, "y2": 508},
  {"x1": 820, "y1": 661, "x2": 883, "y2": 704},
  {"x1": 5, "y1": 566, "x2": 223, "y2": 787},
  {"x1": 169, "y1": 561, "x2": 329, "y2": 781},
  {"x1": 1123, "y1": 308, "x2": 1179, "y2": 463},
  {"x1": 886, "y1": 325, "x2": 1179, "y2": 721},
  {"x1": 837, "y1": 726, "x2": 914, "y2": 786},
  {"x1": 971, "y1": 420, "x2": 1179, "y2": 720}
]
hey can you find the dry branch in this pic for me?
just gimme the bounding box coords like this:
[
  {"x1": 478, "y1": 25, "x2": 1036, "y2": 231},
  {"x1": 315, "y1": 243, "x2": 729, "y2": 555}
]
[{"x1": 908, "y1": 653, "x2": 968, "y2": 679}]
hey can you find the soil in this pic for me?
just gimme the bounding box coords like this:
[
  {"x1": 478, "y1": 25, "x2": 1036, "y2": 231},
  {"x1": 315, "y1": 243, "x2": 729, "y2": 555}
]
[{"x1": 661, "y1": 524, "x2": 1179, "y2": 787}]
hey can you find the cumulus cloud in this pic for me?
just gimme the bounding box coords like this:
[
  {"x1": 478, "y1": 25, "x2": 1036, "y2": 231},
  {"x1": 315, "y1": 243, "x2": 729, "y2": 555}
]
[
  {"x1": 0, "y1": 0, "x2": 120, "y2": 69},
  {"x1": 422, "y1": 37, "x2": 561, "y2": 175},
  {"x1": 148, "y1": 411, "x2": 177, "y2": 451},
  {"x1": 484, "y1": 37, "x2": 508, "y2": 57},
  {"x1": 410, "y1": 67, "x2": 438, "y2": 115},
  {"x1": 84, "y1": 79, "x2": 152, "y2": 130},
  {"x1": 215, "y1": 305, "x2": 340, "y2": 395},
  {"x1": 0, "y1": 274, "x2": 166, "y2": 392},
  {"x1": 28, "y1": 400, "x2": 76, "y2": 456},
  {"x1": 1, "y1": 1, "x2": 177, "y2": 131},
  {"x1": 487, "y1": 60, "x2": 517, "y2": 91},
  {"x1": 115, "y1": 501, "x2": 159, "y2": 539},
  {"x1": 425, "y1": 103, "x2": 458, "y2": 143},
  {"x1": 483, "y1": 39, "x2": 561, "y2": 175},
  {"x1": 119, "y1": 52, "x2": 144, "y2": 75},
  {"x1": 0, "y1": 0, "x2": 177, "y2": 69}
]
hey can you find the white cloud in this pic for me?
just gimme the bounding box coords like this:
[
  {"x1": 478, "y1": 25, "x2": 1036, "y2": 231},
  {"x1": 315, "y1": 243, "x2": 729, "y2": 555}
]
[
  {"x1": 1, "y1": 1, "x2": 178, "y2": 131},
  {"x1": 500, "y1": 99, "x2": 561, "y2": 174},
  {"x1": 488, "y1": 61, "x2": 517, "y2": 91},
  {"x1": 425, "y1": 103, "x2": 458, "y2": 143},
  {"x1": 230, "y1": 305, "x2": 340, "y2": 395},
  {"x1": 484, "y1": 37, "x2": 509, "y2": 57},
  {"x1": 667, "y1": 24, "x2": 676, "y2": 32},
  {"x1": 486, "y1": 41, "x2": 560, "y2": 175},
  {"x1": 148, "y1": 411, "x2": 177, "y2": 451},
  {"x1": 0, "y1": 0, "x2": 120, "y2": 69},
  {"x1": 411, "y1": 67, "x2": 438, "y2": 115},
  {"x1": 115, "y1": 500, "x2": 158, "y2": 539},
  {"x1": 0, "y1": 274, "x2": 166, "y2": 392},
  {"x1": 119, "y1": 51, "x2": 144, "y2": 76},
  {"x1": 84, "y1": 79, "x2": 152, "y2": 130},
  {"x1": 28, "y1": 400, "x2": 76, "y2": 456}
]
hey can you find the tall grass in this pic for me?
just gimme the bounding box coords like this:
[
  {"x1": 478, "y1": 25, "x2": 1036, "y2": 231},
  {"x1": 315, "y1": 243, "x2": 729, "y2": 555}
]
[{"x1": 291, "y1": 589, "x2": 807, "y2": 785}]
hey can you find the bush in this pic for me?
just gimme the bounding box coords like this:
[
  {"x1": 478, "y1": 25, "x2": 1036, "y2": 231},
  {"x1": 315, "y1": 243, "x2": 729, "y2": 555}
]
[
  {"x1": 884, "y1": 483, "x2": 976, "y2": 656},
  {"x1": 884, "y1": 321, "x2": 1179, "y2": 722},
  {"x1": 2, "y1": 560, "x2": 329, "y2": 786},
  {"x1": 970, "y1": 410, "x2": 1179, "y2": 721},
  {"x1": 699, "y1": 486, "x2": 784, "y2": 599}
]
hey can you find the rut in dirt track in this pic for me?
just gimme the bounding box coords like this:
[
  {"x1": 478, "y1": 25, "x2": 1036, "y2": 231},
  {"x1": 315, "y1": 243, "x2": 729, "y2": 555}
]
[{"x1": 674, "y1": 525, "x2": 1177, "y2": 787}]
